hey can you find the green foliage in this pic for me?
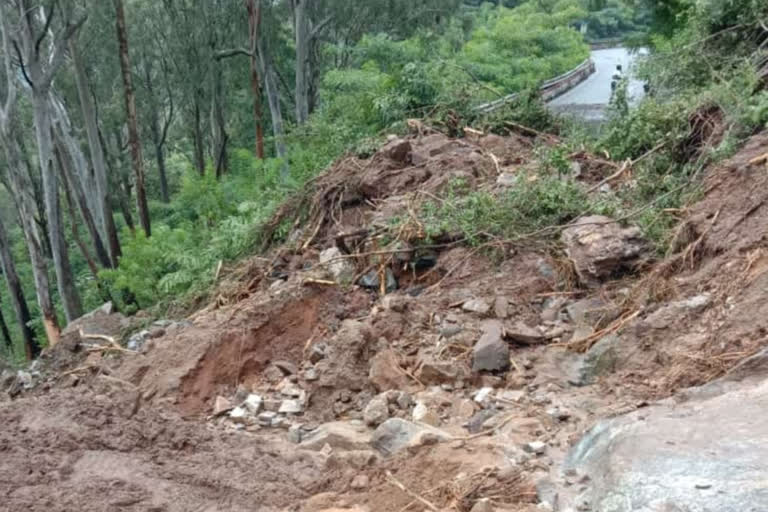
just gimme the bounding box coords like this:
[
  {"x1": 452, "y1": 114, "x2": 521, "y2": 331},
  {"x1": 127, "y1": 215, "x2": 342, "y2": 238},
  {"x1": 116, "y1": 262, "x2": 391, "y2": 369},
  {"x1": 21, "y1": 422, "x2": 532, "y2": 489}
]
[
  {"x1": 420, "y1": 175, "x2": 591, "y2": 245},
  {"x1": 461, "y1": 1, "x2": 590, "y2": 93}
]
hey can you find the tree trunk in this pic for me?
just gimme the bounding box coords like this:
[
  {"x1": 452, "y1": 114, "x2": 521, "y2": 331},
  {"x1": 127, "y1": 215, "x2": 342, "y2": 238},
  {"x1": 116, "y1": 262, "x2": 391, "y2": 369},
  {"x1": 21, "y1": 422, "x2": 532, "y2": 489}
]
[
  {"x1": 0, "y1": 214, "x2": 38, "y2": 359},
  {"x1": 259, "y1": 40, "x2": 287, "y2": 161},
  {"x1": 70, "y1": 40, "x2": 121, "y2": 266},
  {"x1": 114, "y1": 0, "x2": 151, "y2": 237},
  {"x1": 1, "y1": 135, "x2": 61, "y2": 347},
  {"x1": 211, "y1": 59, "x2": 229, "y2": 178},
  {"x1": 293, "y1": 0, "x2": 311, "y2": 125},
  {"x1": 192, "y1": 100, "x2": 205, "y2": 176},
  {"x1": 32, "y1": 94, "x2": 83, "y2": 324},
  {"x1": 246, "y1": 0, "x2": 265, "y2": 159},
  {"x1": 53, "y1": 134, "x2": 112, "y2": 270},
  {"x1": 150, "y1": 109, "x2": 170, "y2": 202},
  {"x1": 0, "y1": 301, "x2": 11, "y2": 352}
]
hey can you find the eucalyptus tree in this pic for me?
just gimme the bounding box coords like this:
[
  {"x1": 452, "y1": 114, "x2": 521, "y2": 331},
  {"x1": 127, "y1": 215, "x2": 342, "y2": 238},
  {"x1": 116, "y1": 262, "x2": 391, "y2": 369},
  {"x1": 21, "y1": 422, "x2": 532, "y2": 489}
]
[
  {"x1": 10, "y1": 0, "x2": 85, "y2": 324},
  {"x1": 114, "y1": 0, "x2": 150, "y2": 236}
]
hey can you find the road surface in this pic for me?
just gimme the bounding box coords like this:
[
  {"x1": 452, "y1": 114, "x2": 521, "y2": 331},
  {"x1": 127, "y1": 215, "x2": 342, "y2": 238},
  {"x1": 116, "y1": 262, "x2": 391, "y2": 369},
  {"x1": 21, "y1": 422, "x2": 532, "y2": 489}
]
[{"x1": 550, "y1": 47, "x2": 647, "y2": 121}]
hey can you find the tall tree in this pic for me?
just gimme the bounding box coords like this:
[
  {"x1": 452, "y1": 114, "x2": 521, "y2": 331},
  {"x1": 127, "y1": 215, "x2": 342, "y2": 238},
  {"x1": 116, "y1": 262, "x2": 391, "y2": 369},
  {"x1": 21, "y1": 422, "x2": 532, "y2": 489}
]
[
  {"x1": 14, "y1": 0, "x2": 85, "y2": 324},
  {"x1": 113, "y1": 0, "x2": 151, "y2": 236},
  {"x1": 0, "y1": 4, "x2": 58, "y2": 348},
  {"x1": 69, "y1": 36, "x2": 121, "y2": 265},
  {"x1": 0, "y1": 215, "x2": 38, "y2": 359}
]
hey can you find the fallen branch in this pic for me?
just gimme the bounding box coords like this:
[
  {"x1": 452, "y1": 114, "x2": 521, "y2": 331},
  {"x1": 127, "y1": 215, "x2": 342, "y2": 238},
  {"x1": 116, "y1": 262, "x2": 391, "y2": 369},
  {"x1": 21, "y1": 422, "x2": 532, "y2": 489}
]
[
  {"x1": 452, "y1": 413, "x2": 519, "y2": 441},
  {"x1": 587, "y1": 159, "x2": 630, "y2": 193},
  {"x1": 79, "y1": 329, "x2": 137, "y2": 355},
  {"x1": 302, "y1": 278, "x2": 337, "y2": 286},
  {"x1": 386, "y1": 471, "x2": 439, "y2": 512}
]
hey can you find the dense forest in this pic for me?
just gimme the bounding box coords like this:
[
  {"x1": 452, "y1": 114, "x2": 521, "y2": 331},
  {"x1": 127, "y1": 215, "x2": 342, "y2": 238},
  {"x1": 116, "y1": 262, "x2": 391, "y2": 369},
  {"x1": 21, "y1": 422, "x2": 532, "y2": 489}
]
[{"x1": 0, "y1": 0, "x2": 767, "y2": 362}]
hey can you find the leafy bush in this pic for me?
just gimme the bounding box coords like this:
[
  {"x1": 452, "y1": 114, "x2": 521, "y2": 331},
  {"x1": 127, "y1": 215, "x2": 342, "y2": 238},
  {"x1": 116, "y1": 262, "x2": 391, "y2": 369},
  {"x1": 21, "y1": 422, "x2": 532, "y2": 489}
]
[{"x1": 420, "y1": 175, "x2": 592, "y2": 245}]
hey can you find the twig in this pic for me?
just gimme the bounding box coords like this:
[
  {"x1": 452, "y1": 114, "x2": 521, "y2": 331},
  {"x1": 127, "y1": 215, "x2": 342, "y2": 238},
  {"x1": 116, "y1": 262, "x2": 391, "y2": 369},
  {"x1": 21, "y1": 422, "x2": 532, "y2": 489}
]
[
  {"x1": 453, "y1": 413, "x2": 520, "y2": 441},
  {"x1": 386, "y1": 471, "x2": 439, "y2": 512},
  {"x1": 587, "y1": 159, "x2": 630, "y2": 193},
  {"x1": 302, "y1": 278, "x2": 337, "y2": 286}
]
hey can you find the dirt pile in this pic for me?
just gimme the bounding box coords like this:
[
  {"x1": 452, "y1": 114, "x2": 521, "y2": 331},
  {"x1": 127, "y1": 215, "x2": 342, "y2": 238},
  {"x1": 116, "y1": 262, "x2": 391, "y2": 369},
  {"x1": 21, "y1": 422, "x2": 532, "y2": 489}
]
[{"x1": 3, "y1": 129, "x2": 768, "y2": 511}]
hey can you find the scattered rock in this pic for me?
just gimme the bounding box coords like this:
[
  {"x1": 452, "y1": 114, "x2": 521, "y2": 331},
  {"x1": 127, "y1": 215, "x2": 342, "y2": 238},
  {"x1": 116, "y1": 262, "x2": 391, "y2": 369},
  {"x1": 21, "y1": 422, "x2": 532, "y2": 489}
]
[
  {"x1": 494, "y1": 296, "x2": 509, "y2": 319},
  {"x1": 505, "y1": 322, "x2": 546, "y2": 345},
  {"x1": 350, "y1": 474, "x2": 370, "y2": 490},
  {"x1": 213, "y1": 396, "x2": 233, "y2": 415},
  {"x1": 304, "y1": 367, "x2": 319, "y2": 381},
  {"x1": 320, "y1": 247, "x2": 357, "y2": 284},
  {"x1": 371, "y1": 418, "x2": 450, "y2": 455},
  {"x1": 463, "y1": 298, "x2": 491, "y2": 315},
  {"x1": 359, "y1": 268, "x2": 398, "y2": 293},
  {"x1": 258, "y1": 411, "x2": 278, "y2": 426},
  {"x1": 566, "y1": 297, "x2": 618, "y2": 327},
  {"x1": 416, "y1": 356, "x2": 468, "y2": 385},
  {"x1": 570, "y1": 334, "x2": 620, "y2": 387},
  {"x1": 465, "y1": 409, "x2": 497, "y2": 434},
  {"x1": 474, "y1": 387, "x2": 494, "y2": 405},
  {"x1": 369, "y1": 350, "x2": 410, "y2": 392},
  {"x1": 472, "y1": 320, "x2": 510, "y2": 373},
  {"x1": 439, "y1": 324, "x2": 463, "y2": 338},
  {"x1": 524, "y1": 441, "x2": 547, "y2": 455},
  {"x1": 278, "y1": 378, "x2": 303, "y2": 397},
  {"x1": 412, "y1": 402, "x2": 440, "y2": 426},
  {"x1": 263, "y1": 398, "x2": 282, "y2": 412},
  {"x1": 300, "y1": 421, "x2": 372, "y2": 452},
  {"x1": 229, "y1": 407, "x2": 248, "y2": 424},
  {"x1": 562, "y1": 216, "x2": 649, "y2": 287},
  {"x1": 309, "y1": 343, "x2": 327, "y2": 364},
  {"x1": 363, "y1": 395, "x2": 390, "y2": 426},
  {"x1": 395, "y1": 391, "x2": 413, "y2": 410},
  {"x1": 381, "y1": 294, "x2": 409, "y2": 312},
  {"x1": 279, "y1": 399, "x2": 304, "y2": 414},
  {"x1": 244, "y1": 394, "x2": 263, "y2": 413},
  {"x1": 546, "y1": 406, "x2": 571, "y2": 422},
  {"x1": 643, "y1": 293, "x2": 712, "y2": 329},
  {"x1": 288, "y1": 424, "x2": 303, "y2": 443},
  {"x1": 273, "y1": 360, "x2": 298, "y2": 376},
  {"x1": 470, "y1": 498, "x2": 495, "y2": 512}
]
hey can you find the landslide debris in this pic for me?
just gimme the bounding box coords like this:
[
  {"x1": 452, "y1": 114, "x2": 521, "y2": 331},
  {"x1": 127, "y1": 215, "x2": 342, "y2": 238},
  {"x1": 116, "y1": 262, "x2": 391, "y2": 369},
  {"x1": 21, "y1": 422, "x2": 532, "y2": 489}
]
[{"x1": 4, "y1": 129, "x2": 768, "y2": 512}]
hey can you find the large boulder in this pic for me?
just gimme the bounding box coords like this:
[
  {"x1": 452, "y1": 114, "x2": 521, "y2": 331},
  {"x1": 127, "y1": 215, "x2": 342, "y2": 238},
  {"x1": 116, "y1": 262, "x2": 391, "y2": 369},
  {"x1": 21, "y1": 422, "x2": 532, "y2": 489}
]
[
  {"x1": 300, "y1": 421, "x2": 372, "y2": 452},
  {"x1": 371, "y1": 418, "x2": 451, "y2": 455},
  {"x1": 562, "y1": 216, "x2": 649, "y2": 287},
  {"x1": 472, "y1": 320, "x2": 510, "y2": 373},
  {"x1": 561, "y1": 360, "x2": 768, "y2": 511}
]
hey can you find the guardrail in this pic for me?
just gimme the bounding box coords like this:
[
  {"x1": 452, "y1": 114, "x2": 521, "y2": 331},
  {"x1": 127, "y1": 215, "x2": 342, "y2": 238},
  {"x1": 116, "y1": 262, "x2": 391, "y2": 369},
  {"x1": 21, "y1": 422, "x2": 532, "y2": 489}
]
[{"x1": 474, "y1": 58, "x2": 596, "y2": 114}]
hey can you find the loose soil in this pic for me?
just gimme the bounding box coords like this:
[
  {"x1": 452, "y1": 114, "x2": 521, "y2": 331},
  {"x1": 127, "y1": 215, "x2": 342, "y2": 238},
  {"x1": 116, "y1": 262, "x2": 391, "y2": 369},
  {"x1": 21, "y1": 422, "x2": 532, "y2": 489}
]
[{"x1": 3, "y1": 129, "x2": 768, "y2": 512}]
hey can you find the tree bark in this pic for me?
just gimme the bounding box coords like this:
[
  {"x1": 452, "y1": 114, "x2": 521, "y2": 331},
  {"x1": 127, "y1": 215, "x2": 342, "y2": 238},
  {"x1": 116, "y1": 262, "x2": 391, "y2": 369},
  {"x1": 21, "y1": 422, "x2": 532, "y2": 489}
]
[
  {"x1": 293, "y1": 0, "x2": 311, "y2": 125},
  {"x1": 246, "y1": 0, "x2": 265, "y2": 159},
  {"x1": 53, "y1": 133, "x2": 112, "y2": 270},
  {"x1": 0, "y1": 214, "x2": 38, "y2": 359},
  {"x1": 211, "y1": 58, "x2": 229, "y2": 178},
  {"x1": 1, "y1": 135, "x2": 61, "y2": 347},
  {"x1": 192, "y1": 100, "x2": 206, "y2": 176},
  {"x1": 258, "y1": 38, "x2": 287, "y2": 161},
  {"x1": 70, "y1": 39, "x2": 121, "y2": 266},
  {"x1": 32, "y1": 94, "x2": 83, "y2": 324},
  {"x1": 0, "y1": 300, "x2": 11, "y2": 352},
  {"x1": 114, "y1": 0, "x2": 151, "y2": 237}
]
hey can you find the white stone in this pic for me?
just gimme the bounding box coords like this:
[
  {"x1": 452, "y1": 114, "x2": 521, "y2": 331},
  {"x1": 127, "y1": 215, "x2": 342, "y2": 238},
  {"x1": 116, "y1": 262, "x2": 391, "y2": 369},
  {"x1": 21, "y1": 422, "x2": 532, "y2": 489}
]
[
  {"x1": 412, "y1": 402, "x2": 440, "y2": 426},
  {"x1": 244, "y1": 394, "x2": 263, "y2": 413},
  {"x1": 474, "y1": 387, "x2": 494, "y2": 404},
  {"x1": 279, "y1": 399, "x2": 304, "y2": 414},
  {"x1": 229, "y1": 407, "x2": 248, "y2": 423},
  {"x1": 524, "y1": 441, "x2": 547, "y2": 455}
]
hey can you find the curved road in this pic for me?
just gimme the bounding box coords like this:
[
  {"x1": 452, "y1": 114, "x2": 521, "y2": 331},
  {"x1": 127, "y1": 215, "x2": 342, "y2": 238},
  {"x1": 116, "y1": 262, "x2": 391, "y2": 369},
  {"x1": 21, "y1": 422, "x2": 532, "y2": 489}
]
[{"x1": 550, "y1": 47, "x2": 647, "y2": 120}]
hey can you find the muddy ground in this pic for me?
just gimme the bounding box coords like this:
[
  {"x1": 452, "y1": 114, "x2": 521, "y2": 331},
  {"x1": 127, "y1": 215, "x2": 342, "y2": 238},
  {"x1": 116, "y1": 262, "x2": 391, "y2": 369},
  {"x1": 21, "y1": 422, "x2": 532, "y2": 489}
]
[{"x1": 2, "y1": 129, "x2": 768, "y2": 512}]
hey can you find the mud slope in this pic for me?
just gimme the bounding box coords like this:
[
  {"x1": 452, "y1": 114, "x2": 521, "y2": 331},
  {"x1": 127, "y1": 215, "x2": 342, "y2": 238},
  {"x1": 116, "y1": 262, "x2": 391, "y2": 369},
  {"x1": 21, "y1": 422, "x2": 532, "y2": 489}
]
[{"x1": 3, "y1": 130, "x2": 768, "y2": 512}]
